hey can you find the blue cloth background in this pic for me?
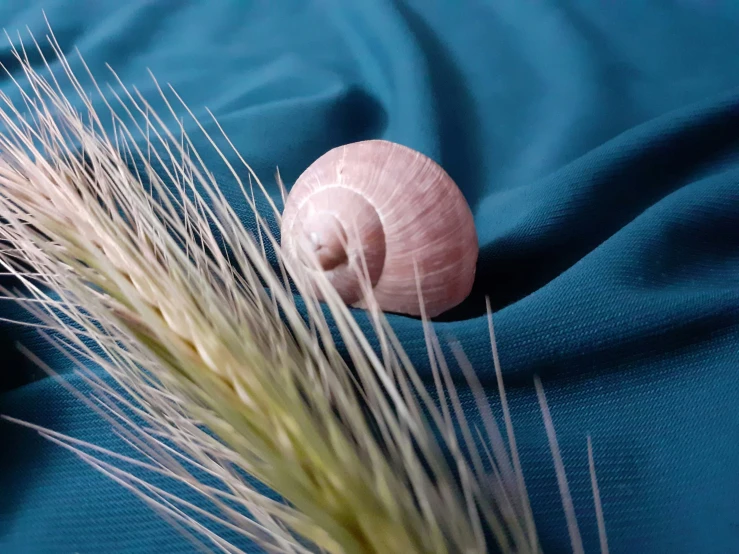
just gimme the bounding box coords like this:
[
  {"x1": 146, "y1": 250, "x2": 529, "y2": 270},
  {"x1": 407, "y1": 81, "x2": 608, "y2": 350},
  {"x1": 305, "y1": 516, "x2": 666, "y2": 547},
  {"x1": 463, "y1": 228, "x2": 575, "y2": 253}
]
[{"x1": 1, "y1": 1, "x2": 739, "y2": 552}]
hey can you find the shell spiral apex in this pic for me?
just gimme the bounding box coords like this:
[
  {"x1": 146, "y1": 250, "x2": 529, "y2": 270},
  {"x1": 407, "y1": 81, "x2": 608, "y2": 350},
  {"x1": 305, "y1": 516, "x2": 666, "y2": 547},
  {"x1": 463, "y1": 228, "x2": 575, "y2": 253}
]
[{"x1": 280, "y1": 139, "x2": 478, "y2": 318}]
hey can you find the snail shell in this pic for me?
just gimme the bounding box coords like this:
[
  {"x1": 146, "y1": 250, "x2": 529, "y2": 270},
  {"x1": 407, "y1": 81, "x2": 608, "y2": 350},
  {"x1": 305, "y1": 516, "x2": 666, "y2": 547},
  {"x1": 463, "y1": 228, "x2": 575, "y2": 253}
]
[{"x1": 280, "y1": 140, "x2": 478, "y2": 318}]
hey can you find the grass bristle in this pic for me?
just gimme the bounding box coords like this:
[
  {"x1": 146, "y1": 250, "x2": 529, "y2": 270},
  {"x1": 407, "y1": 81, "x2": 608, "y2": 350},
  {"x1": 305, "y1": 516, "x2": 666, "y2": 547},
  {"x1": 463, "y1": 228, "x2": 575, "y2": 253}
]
[{"x1": 0, "y1": 15, "x2": 608, "y2": 554}]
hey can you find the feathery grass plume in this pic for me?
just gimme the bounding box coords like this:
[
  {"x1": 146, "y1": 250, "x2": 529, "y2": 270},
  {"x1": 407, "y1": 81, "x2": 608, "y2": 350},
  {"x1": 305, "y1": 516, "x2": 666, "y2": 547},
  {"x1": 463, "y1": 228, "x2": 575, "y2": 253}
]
[{"x1": 0, "y1": 19, "x2": 608, "y2": 554}]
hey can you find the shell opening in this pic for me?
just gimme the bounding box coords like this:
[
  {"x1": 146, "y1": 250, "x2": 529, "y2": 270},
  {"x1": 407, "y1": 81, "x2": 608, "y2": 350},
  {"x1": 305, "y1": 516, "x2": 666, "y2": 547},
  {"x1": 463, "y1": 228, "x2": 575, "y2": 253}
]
[{"x1": 297, "y1": 214, "x2": 348, "y2": 271}]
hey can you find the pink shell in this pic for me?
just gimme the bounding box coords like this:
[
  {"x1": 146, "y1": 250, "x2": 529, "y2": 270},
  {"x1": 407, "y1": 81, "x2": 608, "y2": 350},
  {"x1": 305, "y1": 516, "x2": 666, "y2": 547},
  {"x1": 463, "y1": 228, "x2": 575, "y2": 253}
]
[{"x1": 280, "y1": 140, "x2": 478, "y2": 318}]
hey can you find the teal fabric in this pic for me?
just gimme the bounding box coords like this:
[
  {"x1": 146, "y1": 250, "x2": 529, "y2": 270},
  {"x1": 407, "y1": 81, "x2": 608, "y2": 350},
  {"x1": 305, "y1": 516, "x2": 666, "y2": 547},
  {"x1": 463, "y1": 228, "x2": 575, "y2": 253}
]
[{"x1": 2, "y1": 1, "x2": 739, "y2": 552}]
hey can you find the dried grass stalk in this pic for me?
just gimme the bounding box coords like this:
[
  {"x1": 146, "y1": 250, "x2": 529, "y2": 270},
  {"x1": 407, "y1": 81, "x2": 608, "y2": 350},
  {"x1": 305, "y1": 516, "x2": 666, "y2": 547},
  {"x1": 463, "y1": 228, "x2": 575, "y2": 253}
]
[{"x1": 0, "y1": 19, "x2": 607, "y2": 554}]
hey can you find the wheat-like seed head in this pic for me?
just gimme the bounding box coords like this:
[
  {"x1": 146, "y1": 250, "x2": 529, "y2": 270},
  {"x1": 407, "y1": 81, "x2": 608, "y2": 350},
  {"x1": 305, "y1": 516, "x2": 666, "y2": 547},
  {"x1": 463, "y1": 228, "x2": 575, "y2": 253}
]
[{"x1": 0, "y1": 18, "x2": 607, "y2": 554}]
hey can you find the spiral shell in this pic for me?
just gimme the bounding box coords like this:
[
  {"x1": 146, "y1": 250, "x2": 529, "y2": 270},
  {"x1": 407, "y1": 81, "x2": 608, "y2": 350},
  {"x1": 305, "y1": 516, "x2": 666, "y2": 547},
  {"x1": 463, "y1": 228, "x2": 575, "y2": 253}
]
[{"x1": 280, "y1": 140, "x2": 478, "y2": 318}]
